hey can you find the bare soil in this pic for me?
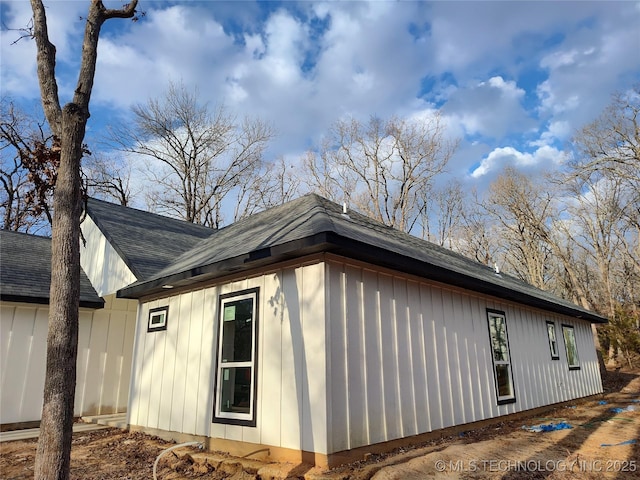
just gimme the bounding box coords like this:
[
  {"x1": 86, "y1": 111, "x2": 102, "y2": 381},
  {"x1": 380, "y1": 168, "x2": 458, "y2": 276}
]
[{"x1": 1, "y1": 369, "x2": 638, "y2": 480}]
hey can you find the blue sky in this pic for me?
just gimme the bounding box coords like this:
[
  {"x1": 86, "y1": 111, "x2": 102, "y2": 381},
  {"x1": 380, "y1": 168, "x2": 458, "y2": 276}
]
[{"x1": 2, "y1": 1, "x2": 639, "y2": 197}]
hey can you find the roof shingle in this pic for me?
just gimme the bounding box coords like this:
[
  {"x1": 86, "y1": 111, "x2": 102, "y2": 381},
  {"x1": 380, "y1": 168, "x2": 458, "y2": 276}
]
[
  {"x1": 85, "y1": 198, "x2": 215, "y2": 280},
  {"x1": 0, "y1": 230, "x2": 103, "y2": 308},
  {"x1": 117, "y1": 194, "x2": 606, "y2": 323}
]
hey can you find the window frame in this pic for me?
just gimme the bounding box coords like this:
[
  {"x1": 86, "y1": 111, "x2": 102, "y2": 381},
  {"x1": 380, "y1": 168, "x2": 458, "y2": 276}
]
[
  {"x1": 147, "y1": 306, "x2": 168, "y2": 332},
  {"x1": 546, "y1": 321, "x2": 560, "y2": 360},
  {"x1": 213, "y1": 287, "x2": 259, "y2": 426},
  {"x1": 486, "y1": 309, "x2": 516, "y2": 405},
  {"x1": 562, "y1": 324, "x2": 580, "y2": 370}
]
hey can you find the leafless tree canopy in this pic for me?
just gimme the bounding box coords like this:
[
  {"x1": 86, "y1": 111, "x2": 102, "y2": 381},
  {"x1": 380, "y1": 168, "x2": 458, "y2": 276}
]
[
  {"x1": 83, "y1": 153, "x2": 133, "y2": 206},
  {"x1": 0, "y1": 99, "x2": 54, "y2": 232},
  {"x1": 483, "y1": 167, "x2": 556, "y2": 290},
  {"x1": 111, "y1": 82, "x2": 274, "y2": 228},
  {"x1": 304, "y1": 113, "x2": 458, "y2": 234},
  {"x1": 470, "y1": 87, "x2": 640, "y2": 368},
  {"x1": 233, "y1": 156, "x2": 301, "y2": 221}
]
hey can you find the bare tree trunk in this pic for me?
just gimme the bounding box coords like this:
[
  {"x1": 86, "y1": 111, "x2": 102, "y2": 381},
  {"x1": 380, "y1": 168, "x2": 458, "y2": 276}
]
[
  {"x1": 34, "y1": 108, "x2": 84, "y2": 480},
  {"x1": 29, "y1": 2, "x2": 139, "y2": 478}
]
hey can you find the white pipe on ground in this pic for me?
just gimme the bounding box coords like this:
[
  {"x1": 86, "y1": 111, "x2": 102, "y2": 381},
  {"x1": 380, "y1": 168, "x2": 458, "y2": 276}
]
[{"x1": 153, "y1": 441, "x2": 203, "y2": 480}]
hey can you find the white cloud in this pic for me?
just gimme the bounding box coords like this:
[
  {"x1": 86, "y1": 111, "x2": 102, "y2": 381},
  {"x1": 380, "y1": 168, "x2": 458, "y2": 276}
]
[
  {"x1": 93, "y1": 5, "x2": 238, "y2": 109},
  {"x1": 471, "y1": 145, "x2": 567, "y2": 178},
  {"x1": 536, "y1": 2, "x2": 640, "y2": 126},
  {"x1": 2, "y1": 0, "x2": 638, "y2": 202},
  {"x1": 443, "y1": 76, "x2": 532, "y2": 139},
  {"x1": 0, "y1": 1, "x2": 86, "y2": 99},
  {"x1": 260, "y1": 10, "x2": 306, "y2": 86},
  {"x1": 530, "y1": 120, "x2": 572, "y2": 147}
]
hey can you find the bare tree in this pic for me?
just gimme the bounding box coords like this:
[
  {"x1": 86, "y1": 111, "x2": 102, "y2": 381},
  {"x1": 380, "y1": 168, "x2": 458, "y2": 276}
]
[
  {"x1": 556, "y1": 173, "x2": 634, "y2": 364},
  {"x1": 111, "y1": 82, "x2": 274, "y2": 227},
  {"x1": 571, "y1": 86, "x2": 639, "y2": 195},
  {"x1": 1, "y1": 98, "x2": 57, "y2": 231},
  {"x1": 305, "y1": 113, "x2": 457, "y2": 233},
  {"x1": 444, "y1": 187, "x2": 499, "y2": 266},
  {"x1": 483, "y1": 168, "x2": 557, "y2": 290},
  {"x1": 562, "y1": 86, "x2": 640, "y2": 366},
  {"x1": 422, "y1": 179, "x2": 465, "y2": 247},
  {"x1": 570, "y1": 86, "x2": 640, "y2": 273},
  {"x1": 0, "y1": 150, "x2": 29, "y2": 230},
  {"x1": 233, "y1": 156, "x2": 301, "y2": 220},
  {"x1": 84, "y1": 153, "x2": 133, "y2": 206},
  {"x1": 27, "y1": 2, "x2": 139, "y2": 479}
]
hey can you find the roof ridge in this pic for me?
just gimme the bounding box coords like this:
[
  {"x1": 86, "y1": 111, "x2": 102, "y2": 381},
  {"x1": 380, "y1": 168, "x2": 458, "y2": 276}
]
[
  {"x1": 86, "y1": 197, "x2": 216, "y2": 233},
  {"x1": 0, "y1": 229, "x2": 51, "y2": 240},
  {"x1": 84, "y1": 197, "x2": 216, "y2": 281},
  {"x1": 308, "y1": 193, "x2": 340, "y2": 234}
]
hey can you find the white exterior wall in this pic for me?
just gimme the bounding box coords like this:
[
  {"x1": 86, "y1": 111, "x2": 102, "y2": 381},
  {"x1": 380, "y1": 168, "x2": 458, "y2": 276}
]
[
  {"x1": 128, "y1": 261, "x2": 329, "y2": 454},
  {"x1": 81, "y1": 214, "x2": 137, "y2": 296},
  {"x1": 126, "y1": 255, "x2": 602, "y2": 457},
  {"x1": 0, "y1": 294, "x2": 137, "y2": 424},
  {"x1": 325, "y1": 258, "x2": 602, "y2": 454}
]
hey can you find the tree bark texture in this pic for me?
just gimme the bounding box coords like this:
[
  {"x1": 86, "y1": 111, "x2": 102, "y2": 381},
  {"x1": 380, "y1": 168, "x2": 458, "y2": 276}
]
[
  {"x1": 29, "y1": 1, "x2": 138, "y2": 478},
  {"x1": 34, "y1": 108, "x2": 84, "y2": 480}
]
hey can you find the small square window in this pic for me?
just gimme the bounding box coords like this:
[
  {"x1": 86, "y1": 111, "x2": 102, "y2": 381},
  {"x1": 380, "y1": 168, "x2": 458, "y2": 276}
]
[
  {"x1": 562, "y1": 325, "x2": 580, "y2": 370},
  {"x1": 148, "y1": 306, "x2": 168, "y2": 332},
  {"x1": 546, "y1": 321, "x2": 559, "y2": 360}
]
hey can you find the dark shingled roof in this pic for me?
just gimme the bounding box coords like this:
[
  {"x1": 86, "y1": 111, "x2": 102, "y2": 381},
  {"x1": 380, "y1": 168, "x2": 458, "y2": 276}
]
[
  {"x1": 118, "y1": 194, "x2": 606, "y2": 324},
  {"x1": 85, "y1": 198, "x2": 216, "y2": 281},
  {"x1": 0, "y1": 230, "x2": 103, "y2": 308}
]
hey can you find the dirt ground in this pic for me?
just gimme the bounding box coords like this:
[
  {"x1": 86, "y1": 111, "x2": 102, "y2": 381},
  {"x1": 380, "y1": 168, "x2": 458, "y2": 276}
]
[{"x1": 1, "y1": 369, "x2": 638, "y2": 480}]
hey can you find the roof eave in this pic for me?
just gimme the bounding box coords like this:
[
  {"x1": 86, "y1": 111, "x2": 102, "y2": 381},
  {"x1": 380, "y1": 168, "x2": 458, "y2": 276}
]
[
  {"x1": 117, "y1": 231, "x2": 607, "y2": 324},
  {"x1": 117, "y1": 232, "x2": 334, "y2": 299},
  {"x1": 0, "y1": 294, "x2": 105, "y2": 309}
]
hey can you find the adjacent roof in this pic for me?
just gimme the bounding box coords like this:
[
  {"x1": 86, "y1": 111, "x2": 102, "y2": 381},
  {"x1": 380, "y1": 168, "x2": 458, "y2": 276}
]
[
  {"x1": 85, "y1": 198, "x2": 215, "y2": 280},
  {"x1": 118, "y1": 194, "x2": 607, "y2": 324},
  {"x1": 0, "y1": 230, "x2": 104, "y2": 308}
]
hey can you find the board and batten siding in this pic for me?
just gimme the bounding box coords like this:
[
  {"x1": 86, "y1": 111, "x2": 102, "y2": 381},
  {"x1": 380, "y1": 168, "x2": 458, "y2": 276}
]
[
  {"x1": 0, "y1": 294, "x2": 137, "y2": 424},
  {"x1": 80, "y1": 214, "x2": 137, "y2": 297},
  {"x1": 325, "y1": 258, "x2": 602, "y2": 454},
  {"x1": 127, "y1": 261, "x2": 329, "y2": 454}
]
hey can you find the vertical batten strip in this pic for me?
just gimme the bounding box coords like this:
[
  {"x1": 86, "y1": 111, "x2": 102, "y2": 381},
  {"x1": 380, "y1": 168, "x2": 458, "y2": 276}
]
[
  {"x1": 427, "y1": 286, "x2": 444, "y2": 430},
  {"x1": 417, "y1": 284, "x2": 431, "y2": 433},
  {"x1": 372, "y1": 270, "x2": 388, "y2": 442},
  {"x1": 358, "y1": 270, "x2": 370, "y2": 446}
]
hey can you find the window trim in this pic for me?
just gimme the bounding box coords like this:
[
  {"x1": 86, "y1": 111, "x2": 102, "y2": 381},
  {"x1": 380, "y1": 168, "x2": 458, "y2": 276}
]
[
  {"x1": 562, "y1": 324, "x2": 581, "y2": 370},
  {"x1": 546, "y1": 321, "x2": 560, "y2": 360},
  {"x1": 147, "y1": 306, "x2": 168, "y2": 332},
  {"x1": 486, "y1": 309, "x2": 516, "y2": 405},
  {"x1": 212, "y1": 287, "x2": 259, "y2": 427}
]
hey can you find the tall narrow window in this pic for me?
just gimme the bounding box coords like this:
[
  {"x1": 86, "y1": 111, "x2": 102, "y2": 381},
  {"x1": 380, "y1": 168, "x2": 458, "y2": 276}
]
[
  {"x1": 546, "y1": 321, "x2": 559, "y2": 360},
  {"x1": 214, "y1": 288, "x2": 259, "y2": 426},
  {"x1": 487, "y1": 310, "x2": 515, "y2": 404},
  {"x1": 562, "y1": 324, "x2": 580, "y2": 370}
]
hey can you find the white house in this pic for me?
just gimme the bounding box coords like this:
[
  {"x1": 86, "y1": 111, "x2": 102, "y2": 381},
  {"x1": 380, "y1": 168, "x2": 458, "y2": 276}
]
[
  {"x1": 0, "y1": 230, "x2": 136, "y2": 427},
  {"x1": 79, "y1": 194, "x2": 606, "y2": 468},
  {"x1": 0, "y1": 196, "x2": 213, "y2": 428}
]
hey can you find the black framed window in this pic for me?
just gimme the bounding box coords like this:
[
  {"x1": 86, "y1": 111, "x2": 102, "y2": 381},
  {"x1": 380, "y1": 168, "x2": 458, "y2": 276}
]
[
  {"x1": 213, "y1": 288, "x2": 259, "y2": 426},
  {"x1": 562, "y1": 324, "x2": 580, "y2": 370},
  {"x1": 546, "y1": 321, "x2": 559, "y2": 360},
  {"x1": 487, "y1": 310, "x2": 516, "y2": 405},
  {"x1": 147, "y1": 306, "x2": 168, "y2": 332}
]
